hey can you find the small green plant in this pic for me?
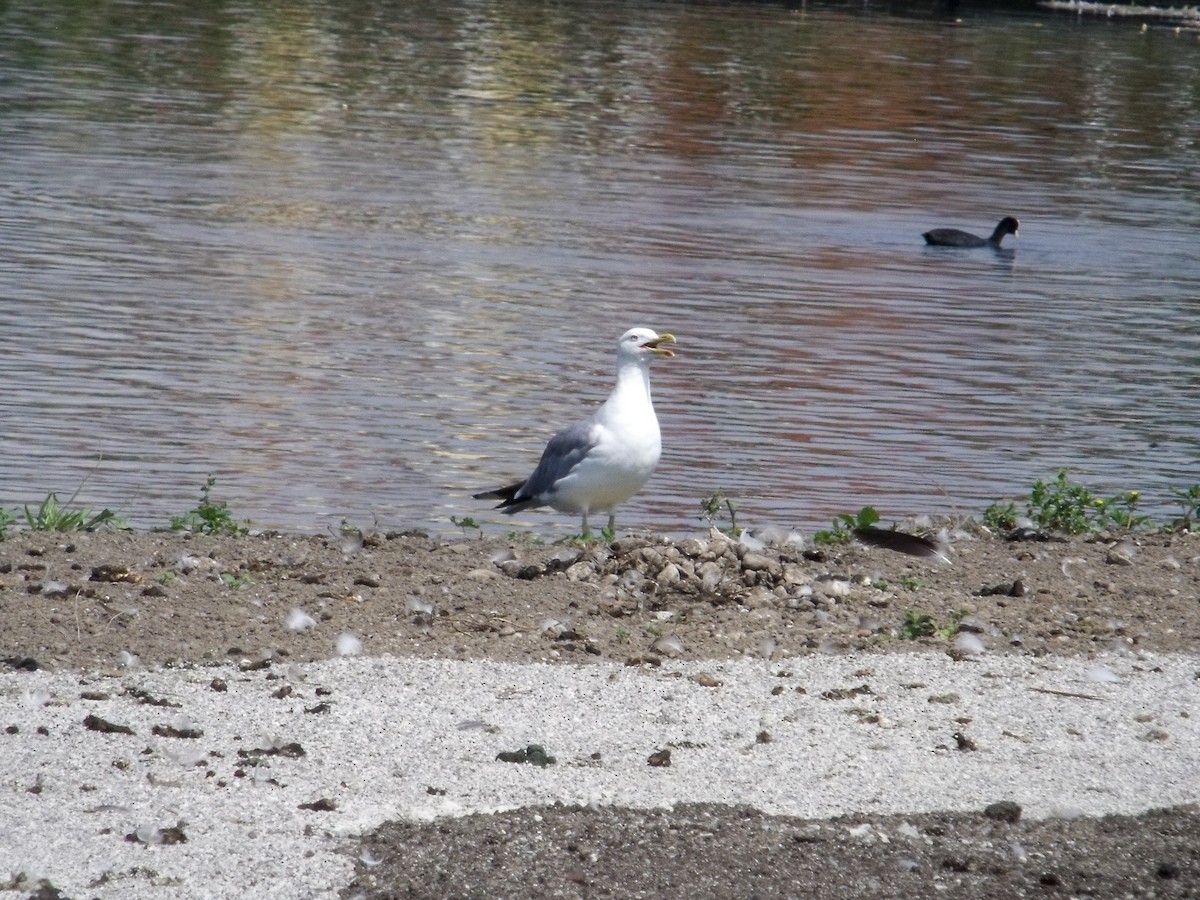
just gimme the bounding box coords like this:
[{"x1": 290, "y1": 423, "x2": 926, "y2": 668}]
[
  {"x1": 157, "y1": 570, "x2": 177, "y2": 585},
  {"x1": 504, "y1": 530, "x2": 543, "y2": 546},
  {"x1": 699, "y1": 490, "x2": 739, "y2": 536},
  {"x1": 1094, "y1": 490, "x2": 1149, "y2": 530},
  {"x1": 0, "y1": 507, "x2": 17, "y2": 539},
  {"x1": 897, "y1": 575, "x2": 925, "y2": 592},
  {"x1": 24, "y1": 492, "x2": 123, "y2": 532},
  {"x1": 170, "y1": 476, "x2": 248, "y2": 536},
  {"x1": 899, "y1": 608, "x2": 968, "y2": 640},
  {"x1": 1168, "y1": 484, "x2": 1200, "y2": 532},
  {"x1": 1025, "y1": 470, "x2": 1149, "y2": 534},
  {"x1": 813, "y1": 506, "x2": 880, "y2": 545},
  {"x1": 219, "y1": 571, "x2": 253, "y2": 590},
  {"x1": 450, "y1": 515, "x2": 480, "y2": 536},
  {"x1": 936, "y1": 608, "x2": 970, "y2": 639},
  {"x1": 614, "y1": 626, "x2": 630, "y2": 644},
  {"x1": 982, "y1": 501, "x2": 1018, "y2": 531},
  {"x1": 900, "y1": 611, "x2": 935, "y2": 639},
  {"x1": 1026, "y1": 470, "x2": 1095, "y2": 533},
  {"x1": 569, "y1": 522, "x2": 617, "y2": 545}
]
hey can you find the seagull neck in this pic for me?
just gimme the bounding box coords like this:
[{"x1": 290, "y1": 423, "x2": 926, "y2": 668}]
[{"x1": 610, "y1": 360, "x2": 654, "y2": 408}]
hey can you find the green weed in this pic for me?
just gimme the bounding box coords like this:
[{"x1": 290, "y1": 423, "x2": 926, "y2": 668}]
[
  {"x1": 937, "y1": 609, "x2": 970, "y2": 639},
  {"x1": 170, "y1": 476, "x2": 249, "y2": 536},
  {"x1": 219, "y1": 571, "x2": 253, "y2": 590},
  {"x1": 899, "y1": 608, "x2": 968, "y2": 640},
  {"x1": 899, "y1": 611, "x2": 935, "y2": 639},
  {"x1": 982, "y1": 501, "x2": 1018, "y2": 531},
  {"x1": 0, "y1": 507, "x2": 17, "y2": 539},
  {"x1": 450, "y1": 515, "x2": 480, "y2": 536},
  {"x1": 24, "y1": 492, "x2": 124, "y2": 532},
  {"x1": 568, "y1": 524, "x2": 616, "y2": 545},
  {"x1": 504, "y1": 530, "x2": 543, "y2": 546},
  {"x1": 1026, "y1": 470, "x2": 1095, "y2": 533},
  {"x1": 1094, "y1": 490, "x2": 1149, "y2": 530},
  {"x1": 1026, "y1": 469, "x2": 1148, "y2": 534},
  {"x1": 1169, "y1": 485, "x2": 1200, "y2": 532},
  {"x1": 699, "y1": 490, "x2": 739, "y2": 536},
  {"x1": 985, "y1": 472, "x2": 1200, "y2": 534},
  {"x1": 813, "y1": 506, "x2": 879, "y2": 545}
]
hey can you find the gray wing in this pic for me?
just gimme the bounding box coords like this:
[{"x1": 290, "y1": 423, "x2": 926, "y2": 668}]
[{"x1": 516, "y1": 420, "x2": 598, "y2": 504}]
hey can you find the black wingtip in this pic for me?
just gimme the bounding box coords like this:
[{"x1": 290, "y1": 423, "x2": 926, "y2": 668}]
[{"x1": 854, "y1": 525, "x2": 948, "y2": 562}]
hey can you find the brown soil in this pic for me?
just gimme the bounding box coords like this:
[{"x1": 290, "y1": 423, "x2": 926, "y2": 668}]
[
  {"x1": 2, "y1": 526, "x2": 1198, "y2": 899},
  {"x1": 2, "y1": 526, "x2": 1197, "y2": 671}
]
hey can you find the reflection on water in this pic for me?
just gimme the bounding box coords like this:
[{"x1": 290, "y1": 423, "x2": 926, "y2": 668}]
[{"x1": 1, "y1": 1, "x2": 1198, "y2": 537}]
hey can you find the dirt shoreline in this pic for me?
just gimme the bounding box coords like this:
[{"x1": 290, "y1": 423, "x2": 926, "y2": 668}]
[
  {"x1": 1, "y1": 525, "x2": 1197, "y2": 673},
  {"x1": 3, "y1": 525, "x2": 1198, "y2": 899}
]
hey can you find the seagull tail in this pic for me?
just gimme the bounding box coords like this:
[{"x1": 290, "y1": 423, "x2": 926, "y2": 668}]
[
  {"x1": 472, "y1": 482, "x2": 538, "y2": 514},
  {"x1": 854, "y1": 525, "x2": 949, "y2": 563}
]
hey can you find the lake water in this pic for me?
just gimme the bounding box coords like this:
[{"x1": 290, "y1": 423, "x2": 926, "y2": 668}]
[{"x1": 2, "y1": 0, "x2": 1198, "y2": 539}]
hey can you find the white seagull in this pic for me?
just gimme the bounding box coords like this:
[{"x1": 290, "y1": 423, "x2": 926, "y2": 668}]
[{"x1": 474, "y1": 327, "x2": 676, "y2": 536}]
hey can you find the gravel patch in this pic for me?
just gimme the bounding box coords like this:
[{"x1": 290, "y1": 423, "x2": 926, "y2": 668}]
[{"x1": 1, "y1": 651, "x2": 1197, "y2": 898}]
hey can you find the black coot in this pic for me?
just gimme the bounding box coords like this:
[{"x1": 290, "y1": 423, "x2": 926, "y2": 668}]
[{"x1": 923, "y1": 216, "x2": 1019, "y2": 248}]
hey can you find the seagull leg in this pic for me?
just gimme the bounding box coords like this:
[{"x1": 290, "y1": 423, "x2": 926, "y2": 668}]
[
  {"x1": 607, "y1": 513, "x2": 616, "y2": 534},
  {"x1": 580, "y1": 511, "x2": 590, "y2": 537}
]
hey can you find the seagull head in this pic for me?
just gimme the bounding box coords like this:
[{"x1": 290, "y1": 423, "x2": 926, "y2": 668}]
[{"x1": 619, "y1": 327, "x2": 676, "y2": 362}]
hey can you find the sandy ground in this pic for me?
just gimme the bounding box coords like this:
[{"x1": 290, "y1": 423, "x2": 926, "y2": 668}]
[{"x1": 2, "y1": 525, "x2": 1199, "y2": 898}]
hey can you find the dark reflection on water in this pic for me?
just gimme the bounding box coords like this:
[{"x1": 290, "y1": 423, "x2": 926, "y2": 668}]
[{"x1": 1, "y1": 1, "x2": 1197, "y2": 536}]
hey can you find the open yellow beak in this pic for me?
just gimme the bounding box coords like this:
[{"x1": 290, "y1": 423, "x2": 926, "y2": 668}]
[{"x1": 643, "y1": 333, "x2": 676, "y2": 357}]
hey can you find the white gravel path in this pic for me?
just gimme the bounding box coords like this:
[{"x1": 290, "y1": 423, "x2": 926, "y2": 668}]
[{"x1": 2, "y1": 650, "x2": 1197, "y2": 899}]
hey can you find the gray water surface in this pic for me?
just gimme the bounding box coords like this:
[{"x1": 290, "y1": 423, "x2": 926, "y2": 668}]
[{"x1": 2, "y1": 1, "x2": 1198, "y2": 537}]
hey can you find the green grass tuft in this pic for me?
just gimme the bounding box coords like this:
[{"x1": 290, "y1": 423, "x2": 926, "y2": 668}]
[
  {"x1": 0, "y1": 507, "x2": 17, "y2": 540},
  {"x1": 24, "y1": 492, "x2": 124, "y2": 532}
]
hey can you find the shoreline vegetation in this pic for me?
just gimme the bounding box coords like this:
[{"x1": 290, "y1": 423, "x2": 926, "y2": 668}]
[{"x1": 4, "y1": 468, "x2": 1198, "y2": 545}]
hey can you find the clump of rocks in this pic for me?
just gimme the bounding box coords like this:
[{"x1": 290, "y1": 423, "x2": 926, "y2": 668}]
[{"x1": 497, "y1": 529, "x2": 880, "y2": 621}]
